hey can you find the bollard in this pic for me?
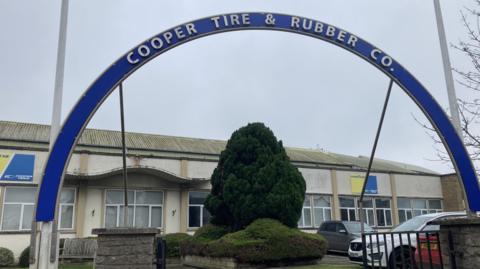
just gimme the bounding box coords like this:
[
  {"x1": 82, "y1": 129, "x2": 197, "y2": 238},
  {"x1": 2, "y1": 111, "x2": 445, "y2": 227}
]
[{"x1": 156, "y1": 238, "x2": 166, "y2": 269}]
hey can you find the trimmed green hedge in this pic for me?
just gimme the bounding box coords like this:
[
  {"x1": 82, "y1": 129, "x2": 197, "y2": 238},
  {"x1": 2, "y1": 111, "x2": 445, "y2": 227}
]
[
  {"x1": 19, "y1": 247, "x2": 30, "y2": 267},
  {"x1": 162, "y1": 233, "x2": 192, "y2": 258},
  {"x1": 191, "y1": 224, "x2": 229, "y2": 242},
  {"x1": 0, "y1": 247, "x2": 14, "y2": 267},
  {"x1": 181, "y1": 218, "x2": 327, "y2": 265}
]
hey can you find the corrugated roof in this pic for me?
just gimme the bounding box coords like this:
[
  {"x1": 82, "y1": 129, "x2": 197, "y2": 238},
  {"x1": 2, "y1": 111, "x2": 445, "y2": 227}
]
[{"x1": 0, "y1": 121, "x2": 438, "y2": 175}]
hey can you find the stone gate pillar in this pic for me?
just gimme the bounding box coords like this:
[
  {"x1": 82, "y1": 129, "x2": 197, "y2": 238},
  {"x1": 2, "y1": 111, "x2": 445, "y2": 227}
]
[
  {"x1": 92, "y1": 228, "x2": 159, "y2": 269},
  {"x1": 436, "y1": 218, "x2": 480, "y2": 269}
]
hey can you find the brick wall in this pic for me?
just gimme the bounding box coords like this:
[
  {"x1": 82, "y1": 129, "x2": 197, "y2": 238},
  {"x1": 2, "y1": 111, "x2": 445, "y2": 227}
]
[{"x1": 440, "y1": 174, "x2": 465, "y2": 212}]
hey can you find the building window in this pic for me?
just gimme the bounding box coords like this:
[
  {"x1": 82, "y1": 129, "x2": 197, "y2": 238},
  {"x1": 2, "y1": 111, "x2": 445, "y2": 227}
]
[
  {"x1": 375, "y1": 198, "x2": 392, "y2": 227},
  {"x1": 188, "y1": 191, "x2": 211, "y2": 228},
  {"x1": 299, "y1": 196, "x2": 312, "y2": 227},
  {"x1": 397, "y1": 197, "x2": 413, "y2": 223},
  {"x1": 105, "y1": 190, "x2": 163, "y2": 228},
  {"x1": 339, "y1": 196, "x2": 392, "y2": 228},
  {"x1": 428, "y1": 199, "x2": 442, "y2": 213},
  {"x1": 298, "y1": 194, "x2": 332, "y2": 228},
  {"x1": 339, "y1": 197, "x2": 357, "y2": 221},
  {"x1": 358, "y1": 198, "x2": 376, "y2": 227},
  {"x1": 1, "y1": 187, "x2": 35, "y2": 231},
  {"x1": 313, "y1": 195, "x2": 332, "y2": 227},
  {"x1": 1, "y1": 187, "x2": 76, "y2": 231},
  {"x1": 412, "y1": 199, "x2": 429, "y2": 217},
  {"x1": 59, "y1": 188, "x2": 76, "y2": 230},
  {"x1": 397, "y1": 198, "x2": 442, "y2": 223}
]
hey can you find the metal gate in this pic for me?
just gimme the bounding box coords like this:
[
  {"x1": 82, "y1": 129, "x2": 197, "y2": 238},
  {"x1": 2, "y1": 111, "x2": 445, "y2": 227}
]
[
  {"x1": 359, "y1": 231, "x2": 456, "y2": 269},
  {"x1": 156, "y1": 238, "x2": 166, "y2": 269}
]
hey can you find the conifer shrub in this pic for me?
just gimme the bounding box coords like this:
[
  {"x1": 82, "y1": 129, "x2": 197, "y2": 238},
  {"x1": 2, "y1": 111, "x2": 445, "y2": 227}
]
[{"x1": 205, "y1": 122, "x2": 306, "y2": 231}]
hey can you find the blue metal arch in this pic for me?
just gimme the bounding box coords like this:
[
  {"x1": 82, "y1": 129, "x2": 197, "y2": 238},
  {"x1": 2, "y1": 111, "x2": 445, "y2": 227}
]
[{"x1": 36, "y1": 12, "x2": 480, "y2": 221}]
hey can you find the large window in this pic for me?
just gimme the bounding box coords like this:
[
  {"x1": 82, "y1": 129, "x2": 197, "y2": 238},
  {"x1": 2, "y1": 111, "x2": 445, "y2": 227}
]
[
  {"x1": 1, "y1": 187, "x2": 75, "y2": 231},
  {"x1": 428, "y1": 200, "x2": 442, "y2": 213},
  {"x1": 397, "y1": 198, "x2": 442, "y2": 223},
  {"x1": 339, "y1": 196, "x2": 392, "y2": 228},
  {"x1": 188, "y1": 191, "x2": 211, "y2": 228},
  {"x1": 299, "y1": 196, "x2": 312, "y2": 227},
  {"x1": 59, "y1": 188, "x2": 76, "y2": 230},
  {"x1": 298, "y1": 194, "x2": 331, "y2": 228},
  {"x1": 105, "y1": 190, "x2": 163, "y2": 228},
  {"x1": 397, "y1": 198, "x2": 413, "y2": 223},
  {"x1": 1, "y1": 187, "x2": 35, "y2": 231},
  {"x1": 359, "y1": 198, "x2": 375, "y2": 227},
  {"x1": 375, "y1": 198, "x2": 392, "y2": 227},
  {"x1": 339, "y1": 197, "x2": 357, "y2": 221},
  {"x1": 313, "y1": 195, "x2": 332, "y2": 227},
  {"x1": 412, "y1": 199, "x2": 428, "y2": 217}
]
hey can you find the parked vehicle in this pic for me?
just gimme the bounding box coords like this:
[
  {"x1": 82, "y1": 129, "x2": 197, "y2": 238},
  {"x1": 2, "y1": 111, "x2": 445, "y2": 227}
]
[
  {"x1": 317, "y1": 220, "x2": 374, "y2": 253},
  {"x1": 347, "y1": 212, "x2": 465, "y2": 268},
  {"x1": 415, "y1": 233, "x2": 442, "y2": 269}
]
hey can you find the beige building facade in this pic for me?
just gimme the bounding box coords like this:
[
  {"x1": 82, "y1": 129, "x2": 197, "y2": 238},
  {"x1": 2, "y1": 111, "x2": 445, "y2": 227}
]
[{"x1": 0, "y1": 121, "x2": 464, "y2": 258}]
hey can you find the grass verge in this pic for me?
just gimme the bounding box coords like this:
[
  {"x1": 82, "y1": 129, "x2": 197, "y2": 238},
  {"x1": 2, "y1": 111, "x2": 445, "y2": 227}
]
[
  {"x1": 274, "y1": 264, "x2": 361, "y2": 269},
  {"x1": 5, "y1": 263, "x2": 92, "y2": 269}
]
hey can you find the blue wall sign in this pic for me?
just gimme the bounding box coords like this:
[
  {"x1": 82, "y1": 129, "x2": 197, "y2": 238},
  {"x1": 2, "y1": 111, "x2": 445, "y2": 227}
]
[
  {"x1": 35, "y1": 12, "x2": 480, "y2": 221},
  {"x1": 365, "y1": 176, "x2": 378, "y2": 195},
  {"x1": 0, "y1": 152, "x2": 35, "y2": 181}
]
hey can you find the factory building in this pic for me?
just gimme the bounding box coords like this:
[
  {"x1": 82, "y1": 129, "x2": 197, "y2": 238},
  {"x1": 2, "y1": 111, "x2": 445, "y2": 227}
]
[{"x1": 0, "y1": 121, "x2": 464, "y2": 257}]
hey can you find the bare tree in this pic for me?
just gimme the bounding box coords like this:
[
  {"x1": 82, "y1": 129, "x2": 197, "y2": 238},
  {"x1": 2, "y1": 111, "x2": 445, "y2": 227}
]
[{"x1": 418, "y1": 2, "x2": 480, "y2": 171}]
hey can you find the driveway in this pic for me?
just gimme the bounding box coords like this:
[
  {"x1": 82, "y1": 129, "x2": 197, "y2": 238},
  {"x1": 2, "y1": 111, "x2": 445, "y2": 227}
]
[{"x1": 320, "y1": 253, "x2": 351, "y2": 265}]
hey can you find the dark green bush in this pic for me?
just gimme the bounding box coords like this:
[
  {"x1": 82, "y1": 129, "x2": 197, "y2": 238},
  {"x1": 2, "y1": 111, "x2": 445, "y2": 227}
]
[
  {"x1": 162, "y1": 233, "x2": 191, "y2": 258},
  {"x1": 205, "y1": 123, "x2": 306, "y2": 231},
  {"x1": 192, "y1": 224, "x2": 229, "y2": 242},
  {"x1": 18, "y1": 247, "x2": 29, "y2": 267},
  {"x1": 181, "y1": 218, "x2": 327, "y2": 265},
  {"x1": 0, "y1": 247, "x2": 14, "y2": 267}
]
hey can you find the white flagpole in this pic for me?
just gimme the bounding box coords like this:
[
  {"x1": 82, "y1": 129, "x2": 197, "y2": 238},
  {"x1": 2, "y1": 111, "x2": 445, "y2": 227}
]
[
  {"x1": 433, "y1": 0, "x2": 473, "y2": 216},
  {"x1": 33, "y1": 0, "x2": 69, "y2": 268},
  {"x1": 433, "y1": 0, "x2": 462, "y2": 134}
]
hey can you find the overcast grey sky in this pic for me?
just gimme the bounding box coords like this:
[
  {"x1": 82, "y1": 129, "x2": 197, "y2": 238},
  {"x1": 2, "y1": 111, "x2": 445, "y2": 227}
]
[{"x1": 0, "y1": 0, "x2": 477, "y2": 174}]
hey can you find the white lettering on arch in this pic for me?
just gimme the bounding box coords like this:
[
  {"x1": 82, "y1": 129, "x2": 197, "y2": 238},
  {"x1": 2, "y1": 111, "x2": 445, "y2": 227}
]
[{"x1": 127, "y1": 51, "x2": 140, "y2": 64}]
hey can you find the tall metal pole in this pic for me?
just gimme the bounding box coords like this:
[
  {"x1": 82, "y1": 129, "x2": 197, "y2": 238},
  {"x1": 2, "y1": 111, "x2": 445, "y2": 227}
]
[
  {"x1": 119, "y1": 83, "x2": 129, "y2": 227},
  {"x1": 32, "y1": 0, "x2": 69, "y2": 268},
  {"x1": 433, "y1": 0, "x2": 462, "y2": 134},
  {"x1": 359, "y1": 80, "x2": 393, "y2": 267},
  {"x1": 433, "y1": 0, "x2": 472, "y2": 215}
]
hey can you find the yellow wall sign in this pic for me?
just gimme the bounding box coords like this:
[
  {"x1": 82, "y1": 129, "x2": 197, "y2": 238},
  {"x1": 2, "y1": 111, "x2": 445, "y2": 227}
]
[
  {"x1": 350, "y1": 175, "x2": 378, "y2": 194},
  {"x1": 351, "y1": 175, "x2": 364, "y2": 194},
  {"x1": 0, "y1": 152, "x2": 13, "y2": 173}
]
